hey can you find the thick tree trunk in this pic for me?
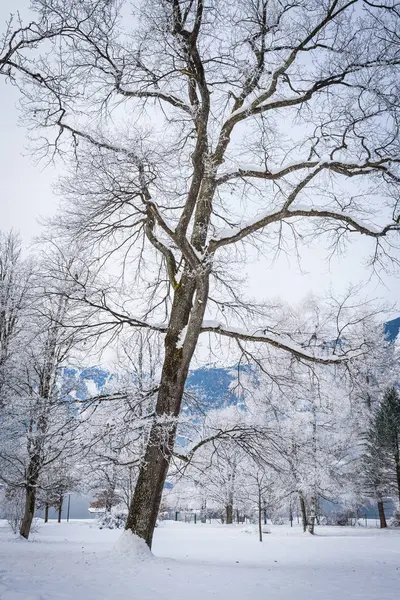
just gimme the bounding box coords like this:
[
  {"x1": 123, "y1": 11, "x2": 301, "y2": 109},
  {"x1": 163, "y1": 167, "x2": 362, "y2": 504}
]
[
  {"x1": 125, "y1": 274, "x2": 208, "y2": 548},
  {"x1": 377, "y1": 499, "x2": 387, "y2": 528},
  {"x1": 20, "y1": 454, "x2": 41, "y2": 539},
  {"x1": 44, "y1": 503, "x2": 49, "y2": 523},
  {"x1": 225, "y1": 503, "x2": 233, "y2": 525},
  {"x1": 20, "y1": 483, "x2": 37, "y2": 539},
  {"x1": 299, "y1": 494, "x2": 308, "y2": 533}
]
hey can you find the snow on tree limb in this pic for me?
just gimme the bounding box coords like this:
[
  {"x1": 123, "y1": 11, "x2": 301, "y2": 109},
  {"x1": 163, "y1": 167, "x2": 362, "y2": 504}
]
[
  {"x1": 200, "y1": 321, "x2": 341, "y2": 364},
  {"x1": 210, "y1": 206, "x2": 397, "y2": 250}
]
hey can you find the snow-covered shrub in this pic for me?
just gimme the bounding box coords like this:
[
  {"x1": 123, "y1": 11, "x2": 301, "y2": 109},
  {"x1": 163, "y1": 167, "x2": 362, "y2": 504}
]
[
  {"x1": 355, "y1": 519, "x2": 366, "y2": 527},
  {"x1": 98, "y1": 510, "x2": 127, "y2": 529},
  {"x1": 241, "y1": 524, "x2": 271, "y2": 535},
  {"x1": 389, "y1": 507, "x2": 400, "y2": 528},
  {"x1": 325, "y1": 511, "x2": 354, "y2": 526},
  {"x1": 2, "y1": 488, "x2": 25, "y2": 534}
]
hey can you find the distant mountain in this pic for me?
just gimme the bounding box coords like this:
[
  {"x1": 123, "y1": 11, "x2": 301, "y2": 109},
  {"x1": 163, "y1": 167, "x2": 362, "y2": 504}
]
[
  {"x1": 185, "y1": 366, "x2": 243, "y2": 409},
  {"x1": 384, "y1": 317, "x2": 400, "y2": 343}
]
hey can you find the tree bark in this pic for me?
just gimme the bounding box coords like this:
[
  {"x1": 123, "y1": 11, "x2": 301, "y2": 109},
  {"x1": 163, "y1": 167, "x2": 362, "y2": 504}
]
[
  {"x1": 201, "y1": 500, "x2": 207, "y2": 523},
  {"x1": 258, "y1": 491, "x2": 262, "y2": 542},
  {"x1": 308, "y1": 495, "x2": 316, "y2": 535},
  {"x1": 125, "y1": 273, "x2": 208, "y2": 548},
  {"x1": 226, "y1": 503, "x2": 233, "y2": 525},
  {"x1": 377, "y1": 499, "x2": 387, "y2": 528},
  {"x1": 20, "y1": 454, "x2": 40, "y2": 539},
  {"x1": 58, "y1": 495, "x2": 63, "y2": 523},
  {"x1": 44, "y1": 503, "x2": 49, "y2": 523},
  {"x1": 20, "y1": 483, "x2": 37, "y2": 539},
  {"x1": 299, "y1": 494, "x2": 308, "y2": 533}
]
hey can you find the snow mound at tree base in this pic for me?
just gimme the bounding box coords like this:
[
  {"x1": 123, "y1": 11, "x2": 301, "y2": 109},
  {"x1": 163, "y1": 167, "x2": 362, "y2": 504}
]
[{"x1": 114, "y1": 530, "x2": 153, "y2": 560}]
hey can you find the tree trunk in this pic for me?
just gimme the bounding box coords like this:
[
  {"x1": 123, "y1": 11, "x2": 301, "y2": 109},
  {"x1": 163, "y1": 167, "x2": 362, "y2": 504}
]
[
  {"x1": 125, "y1": 273, "x2": 208, "y2": 548},
  {"x1": 263, "y1": 501, "x2": 267, "y2": 525},
  {"x1": 44, "y1": 503, "x2": 49, "y2": 523},
  {"x1": 105, "y1": 468, "x2": 117, "y2": 512},
  {"x1": 377, "y1": 499, "x2": 387, "y2": 528},
  {"x1": 20, "y1": 454, "x2": 41, "y2": 539},
  {"x1": 58, "y1": 495, "x2": 63, "y2": 523},
  {"x1": 20, "y1": 483, "x2": 37, "y2": 539},
  {"x1": 308, "y1": 495, "x2": 316, "y2": 535},
  {"x1": 226, "y1": 503, "x2": 233, "y2": 525},
  {"x1": 258, "y1": 491, "x2": 262, "y2": 542},
  {"x1": 201, "y1": 500, "x2": 207, "y2": 523},
  {"x1": 299, "y1": 494, "x2": 308, "y2": 533}
]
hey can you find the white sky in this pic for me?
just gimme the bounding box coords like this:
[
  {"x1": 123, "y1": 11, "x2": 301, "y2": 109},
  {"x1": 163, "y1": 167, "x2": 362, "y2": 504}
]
[{"x1": 1, "y1": 1, "x2": 399, "y2": 318}]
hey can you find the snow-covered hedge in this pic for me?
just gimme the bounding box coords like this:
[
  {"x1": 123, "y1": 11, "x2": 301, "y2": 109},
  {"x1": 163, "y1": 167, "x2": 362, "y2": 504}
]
[{"x1": 98, "y1": 510, "x2": 127, "y2": 530}]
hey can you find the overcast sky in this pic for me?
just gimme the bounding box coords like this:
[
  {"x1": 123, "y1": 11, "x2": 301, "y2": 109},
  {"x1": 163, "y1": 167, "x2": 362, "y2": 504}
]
[{"x1": 1, "y1": 1, "x2": 399, "y2": 318}]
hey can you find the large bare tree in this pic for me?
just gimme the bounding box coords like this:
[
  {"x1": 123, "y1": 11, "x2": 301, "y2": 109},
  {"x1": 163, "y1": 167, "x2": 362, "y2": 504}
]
[{"x1": 2, "y1": 0, "x2": 400, "y2": 547}]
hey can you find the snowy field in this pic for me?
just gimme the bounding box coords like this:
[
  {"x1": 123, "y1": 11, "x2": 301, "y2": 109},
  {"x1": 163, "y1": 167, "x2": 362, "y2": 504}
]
[{"x1": 0, "y1": 520, "x2": 399, "y2": 600}]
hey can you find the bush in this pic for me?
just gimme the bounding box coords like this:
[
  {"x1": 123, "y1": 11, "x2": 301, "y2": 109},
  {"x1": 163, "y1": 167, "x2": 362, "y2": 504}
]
[
  {"x1": 389, "y1": 507, "x2": 400, "y2": 528},
  {"x1": 98, "y1": 510, "x2": 127, "y2": 530},
  {"x1": 325, "y1": 510, "x2": 355, "y2": 526},
  {"x1": 2, "y1": 488, "x2": 25, "y2": 534}
]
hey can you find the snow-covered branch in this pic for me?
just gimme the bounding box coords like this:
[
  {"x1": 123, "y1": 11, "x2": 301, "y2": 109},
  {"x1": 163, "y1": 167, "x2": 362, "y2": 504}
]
[
  {"x1": 216, "y1": 157, "x2": 400, "y2": 186},
  {"x1": 209, "y1": 206, "x2": 399, "y2": 250},
  {"x1": 200, "y1": 321, "x2": 341, "y2": 364}
]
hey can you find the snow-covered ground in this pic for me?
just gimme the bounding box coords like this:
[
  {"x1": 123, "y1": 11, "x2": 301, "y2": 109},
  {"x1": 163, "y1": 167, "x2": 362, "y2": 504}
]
[{"x1": 0, "y1": 519, "x2": 399, "y2": 599}]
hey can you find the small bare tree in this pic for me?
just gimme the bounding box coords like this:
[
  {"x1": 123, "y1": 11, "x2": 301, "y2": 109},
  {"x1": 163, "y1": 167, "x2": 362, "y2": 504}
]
[{"x1": 0, "y1": 230, "x2": 32, "y2": 409}]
